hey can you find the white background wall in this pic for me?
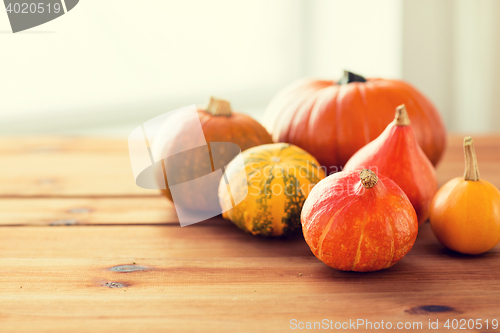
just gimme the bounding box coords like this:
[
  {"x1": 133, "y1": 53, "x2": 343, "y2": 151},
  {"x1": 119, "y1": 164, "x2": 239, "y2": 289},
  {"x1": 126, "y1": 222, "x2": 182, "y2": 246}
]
[
  {"x1": 402, "y1": 0, "x2": 500, "y2": 134},
  {"x1": 0, "y1": 0, "x2": 498, "y2": 136},
  {"x1": 0, "y1": 0, "x2": 305, "y2": 134},
  {"x1": 303, "y1": 0, "x2": 402, "y2": 79}
]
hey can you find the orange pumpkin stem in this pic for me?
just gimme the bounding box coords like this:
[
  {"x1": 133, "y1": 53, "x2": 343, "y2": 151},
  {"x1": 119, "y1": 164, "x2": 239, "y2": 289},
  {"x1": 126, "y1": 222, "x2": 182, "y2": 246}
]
[
  {"x1": 359, "y1": 169, "x2": 378, "y2": 189},
  {"x1": 206, "y1": 97, "x2": 232, "y2": 116},
  {"x1": 463, "y1": 137, "x2": 480, "y2": 181},
  {"x1": 395, "y1": 104, "x2": 410, "y2": 126}
]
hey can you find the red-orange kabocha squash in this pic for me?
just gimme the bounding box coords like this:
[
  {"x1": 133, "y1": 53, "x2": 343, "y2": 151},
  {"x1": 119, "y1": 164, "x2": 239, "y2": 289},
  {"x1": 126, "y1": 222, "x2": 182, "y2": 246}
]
[
  {"x1": 344, "y1": 105, "x2": 438, "y2": 225},
  {"x1": 301, "y1": 169, "x2": 418, "y2": 272},
  {"x1": 263, "y1": 70, "x2": 447, "y2": 172},
  {"x1": 152, "y1": 97, "x2": 272, "y2": 212}
]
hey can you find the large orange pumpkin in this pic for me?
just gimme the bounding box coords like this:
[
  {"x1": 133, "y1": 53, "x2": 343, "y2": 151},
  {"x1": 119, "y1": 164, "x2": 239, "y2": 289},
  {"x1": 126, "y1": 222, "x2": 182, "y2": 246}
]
[
  {"x1": 263, "y1": 70, "x2": 447, "y2": 172},
  {"x1": 152, "y1": 97, "x2": 272, "y2": 212}
]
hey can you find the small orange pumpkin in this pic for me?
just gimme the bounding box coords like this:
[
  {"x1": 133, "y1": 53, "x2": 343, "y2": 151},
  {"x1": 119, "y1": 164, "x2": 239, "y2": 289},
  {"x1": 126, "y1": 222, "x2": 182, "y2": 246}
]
[
  {"x1": 301, "y1": 169, "x2": 418, "y2": 272},
  {"x1": 152, "y1": 97, "x2": 272, "y2": 212},
  {"x1": 430, "y1": 137, "x2": 500, "y2": 254}
]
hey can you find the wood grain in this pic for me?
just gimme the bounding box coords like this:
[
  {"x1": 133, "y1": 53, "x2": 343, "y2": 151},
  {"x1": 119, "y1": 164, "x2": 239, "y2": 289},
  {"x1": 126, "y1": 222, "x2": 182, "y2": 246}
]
[
  {"x1": 1, "y1": 224, "x2": 499, "y2": 332},
  {"x1": 0, "y1": 137, "x2": 149, "y2": 196},
  {"x1": 0, "y1": 197, "x2": 177, "y2": 226},
  {"x1": 0, "y1": 152, "x2": 152, "y2": 197},
  {"x1": 1, "y1": 135, "x2": 500, "y2": 333},
  {"x1": 0, "y1": 224, "x2": 313, "y2": 259},
  {"x1": 0, "y1": 257, "x2": 498, "y2": 332}
]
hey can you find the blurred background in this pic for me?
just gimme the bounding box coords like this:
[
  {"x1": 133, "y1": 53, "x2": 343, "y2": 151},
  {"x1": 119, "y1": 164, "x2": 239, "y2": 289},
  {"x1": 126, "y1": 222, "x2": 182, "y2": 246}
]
[{"x1": 1, "y1": 0, "x2": 499, "y2": 136}]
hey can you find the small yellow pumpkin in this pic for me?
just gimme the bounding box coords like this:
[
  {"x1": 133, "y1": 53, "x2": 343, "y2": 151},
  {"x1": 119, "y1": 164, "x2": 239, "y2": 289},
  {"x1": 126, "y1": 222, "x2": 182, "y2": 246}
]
[
  {"x1": 219, "y1": 143, "x2": 325, "y2": 236},
  {"x1": 430, "y1": 137, "x2": 500, "y2": 254}
]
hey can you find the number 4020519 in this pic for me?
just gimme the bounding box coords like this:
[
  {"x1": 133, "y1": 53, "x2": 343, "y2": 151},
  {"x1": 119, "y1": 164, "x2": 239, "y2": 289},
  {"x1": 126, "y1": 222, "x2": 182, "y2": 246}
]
[
  {"x1": 443, "y1": 318, "x2": 498, "y2": 330},
  {"x1": 5, "y1": 3, "x2": 62, "y2": 14}
]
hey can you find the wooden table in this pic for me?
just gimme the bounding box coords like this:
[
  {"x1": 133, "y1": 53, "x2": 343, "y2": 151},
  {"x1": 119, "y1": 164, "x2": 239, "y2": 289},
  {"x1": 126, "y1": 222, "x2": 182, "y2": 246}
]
[{"x1": 1, "y1": 135, "x2": 499, "y2": 332}]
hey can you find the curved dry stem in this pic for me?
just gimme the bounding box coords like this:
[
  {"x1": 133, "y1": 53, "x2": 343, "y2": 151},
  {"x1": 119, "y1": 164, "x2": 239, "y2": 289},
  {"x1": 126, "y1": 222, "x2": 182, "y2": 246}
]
[{"x1": 463, "y1": 136, "x2": 480, "y2": 181}]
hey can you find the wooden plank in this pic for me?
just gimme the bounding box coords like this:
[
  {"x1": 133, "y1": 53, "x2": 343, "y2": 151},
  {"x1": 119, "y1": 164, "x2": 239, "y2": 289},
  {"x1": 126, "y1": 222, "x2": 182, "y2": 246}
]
[
  {"x1": 0, "y1": 222, "x2": 498, "y2": 267},
  {"x1": 0, "y1": 222, "x2": 313, "y2": 259},
  {"x1": 1, "y1": 135, "x2": 499, "y2": 197},
  {"x1": 0, "y1": 151, "x2": 152, "y2": 197},
  {"x1": 0, "y1": 136, "x2": 152, "y2": 197},
  {"x1": 0, "y1": 224, "x2": 499, "y2": 332},
  {"x1": 2, "y1": 254, "x2": 500, "y2": 295},
  {"x1": 1, "y1": 293, "x2": 497, "y2": 333},
  {"x1": 0, "y1": 197, "x2": 178, "y2": 226}
]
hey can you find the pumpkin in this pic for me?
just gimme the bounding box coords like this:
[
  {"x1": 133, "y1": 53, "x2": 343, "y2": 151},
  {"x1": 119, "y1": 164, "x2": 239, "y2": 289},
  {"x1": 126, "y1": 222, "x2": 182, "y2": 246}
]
[
  {"x1": 263, "y1": 70, "x2": 447, "y2": 172},
  {"x1": 301, "y1": 169, "x2": 418, "y2": 272},
  {"x1": 344, "y1": 104, "x2": 438, "y2": 225},
  {"x1": 429, "y1": 137, "x2": 500, "y2": 254},
  {"x1": 152, "y1": 97, "x2": 272, "y2": 212},
  {"x1": 219, "y1": 143, "x2": 325, "y2": 236}
]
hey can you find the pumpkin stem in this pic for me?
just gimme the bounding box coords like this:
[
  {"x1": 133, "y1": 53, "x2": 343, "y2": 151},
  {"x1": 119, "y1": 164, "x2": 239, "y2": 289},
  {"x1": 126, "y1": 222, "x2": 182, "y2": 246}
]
[
  {"x1": 206, "y1": 97, "x2": 232, "y2": 116},
  {"x1": 339, "y1": 70, "x2": 367, "y2": 85},
  {"x1": 359, "y1": 169, "x2": 378, "y2": 189},
  {"x1": 395, "y1": 104, "x2": 411, "y2": 126},
  {"x1": 463, "y1": 137, "x2": 480, "y2": 181}
]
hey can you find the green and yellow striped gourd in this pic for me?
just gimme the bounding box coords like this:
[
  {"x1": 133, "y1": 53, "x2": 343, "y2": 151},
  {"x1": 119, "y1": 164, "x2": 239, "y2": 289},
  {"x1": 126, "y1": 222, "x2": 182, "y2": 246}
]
[{"x1": 219, "y1": 143, "x2": 325, "y2": 236}]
